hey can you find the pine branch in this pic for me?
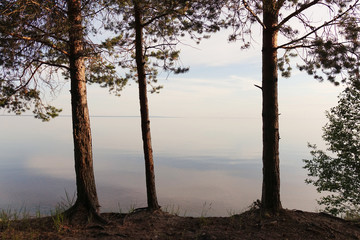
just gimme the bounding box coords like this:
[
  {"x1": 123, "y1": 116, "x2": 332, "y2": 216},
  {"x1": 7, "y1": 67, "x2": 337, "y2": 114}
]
[{"x1": 242, "y1": 0, "x2": 266, "y2": 29}]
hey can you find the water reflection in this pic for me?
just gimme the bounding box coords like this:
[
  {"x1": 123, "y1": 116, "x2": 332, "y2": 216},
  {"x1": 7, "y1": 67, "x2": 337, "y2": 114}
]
[{"x1": 0, "y1": 115, "x2": 320, "y2": 216}]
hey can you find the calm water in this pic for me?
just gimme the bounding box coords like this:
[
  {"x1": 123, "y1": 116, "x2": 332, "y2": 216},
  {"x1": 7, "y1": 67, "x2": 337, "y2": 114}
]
[{"x1": 0, "y1": 115, "x2": 322, "y2": 216}]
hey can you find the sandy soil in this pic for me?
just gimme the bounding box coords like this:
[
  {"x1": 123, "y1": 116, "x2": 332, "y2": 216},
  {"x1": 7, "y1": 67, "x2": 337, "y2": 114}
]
[{"x1": 1, "y1": 208, "x2": 360, "y2": 239}]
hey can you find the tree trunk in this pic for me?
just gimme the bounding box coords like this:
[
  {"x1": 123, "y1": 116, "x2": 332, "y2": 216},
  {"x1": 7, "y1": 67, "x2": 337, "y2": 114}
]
[
  {"x1": 261, "y1": 0, "x2": 282, "y2": 215},
  {"x1": 134, "y1": 1, "x2": 160, "y2": 211},
  {"x1": 65, "y1": 0, "x2": 103, "y2": 223}
]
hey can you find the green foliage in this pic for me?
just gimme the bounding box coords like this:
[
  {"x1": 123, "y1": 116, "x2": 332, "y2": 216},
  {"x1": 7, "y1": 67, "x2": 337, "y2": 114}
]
[{"x1": 304, "y1": 82, "x2": 360, "y2": 216}]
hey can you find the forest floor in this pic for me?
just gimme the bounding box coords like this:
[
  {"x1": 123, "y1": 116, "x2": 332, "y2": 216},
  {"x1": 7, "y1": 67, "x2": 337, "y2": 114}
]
[{"x1": 1, "y1": 207, "x2": 360, "y2": 240}]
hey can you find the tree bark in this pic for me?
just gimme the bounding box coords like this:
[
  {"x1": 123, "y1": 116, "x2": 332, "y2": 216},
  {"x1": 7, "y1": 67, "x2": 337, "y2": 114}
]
[
  {"x1": 134, "y1": 1, "x2": 160, "y2": 211},
  {"x1": 65, "y1": 0, "x2": 103, "y2": 223},
  {"x1": 261, "y1": 0, "x2": 282, "y2": 215}
]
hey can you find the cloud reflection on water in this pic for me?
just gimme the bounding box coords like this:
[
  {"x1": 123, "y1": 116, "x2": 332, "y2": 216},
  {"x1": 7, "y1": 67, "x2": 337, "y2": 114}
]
[{"x1": 1, "y1": 116, "x2": 320, "y2": 216}]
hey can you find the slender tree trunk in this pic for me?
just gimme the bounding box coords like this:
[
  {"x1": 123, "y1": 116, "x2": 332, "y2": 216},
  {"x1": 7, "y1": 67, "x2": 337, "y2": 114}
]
[
  {"x1": 261, "y1": 0, "x2": 282, "y2": 215},
  {"x1": 65, "y1": 0, "x2": 103, "y2": 223},
  {"x1": 134, "y1": 1, "x2": 160, "y2": 211}
]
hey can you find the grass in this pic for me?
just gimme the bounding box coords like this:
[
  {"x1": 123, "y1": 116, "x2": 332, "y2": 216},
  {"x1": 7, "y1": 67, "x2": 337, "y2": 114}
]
[
  {"x1": 127, "y1": 203, "x2": 137, "y2": 213},
  {"x1": 227, "y1": 208, "x2": 242, "y2": 217},
  {"x1": 57, "y1": 190, "x2": 76, "y2": 211},
  {"x1": 1, "y1": 199, "x2": 359, "y2": 240},
  {"x1": 313, "y1": 207, "x2": 360, "y2": 222},
  {"x1": 117, "y1": 202, "x2": 139, "y2": 214},
  {"x1": 0, "y1": 198, "x2": 249, "y2": 231},
  {"x1": 1, "y1": 199, "x2": 221, "y2": 239},
  {"x1": 343, "y1": 211, "x2": 360, "y2": 221},
  {"x1": 200, "y1": 202, "x2": 212, "y2": 218},
  {"x1": 0, "y1": 208, "x2": 13, "y2": 229},
  {"x1": 0, "y1": 206, "x2": 33, "y2": 227},
  {"x1": 0, "y1": 190, "x2": 76, "y2": 238},
  {"x1": 0, "y1": 207, "x2": 43, "y2": 240},
  {"x1": 50, "y1": 207, "x2": 65, "y2": 232},
  {"x1": 50, "y1": 190, "x2": 76, "y2": 232},
  {"x1": 163, "y1": 204, "x2": 186, "y2": 216}
]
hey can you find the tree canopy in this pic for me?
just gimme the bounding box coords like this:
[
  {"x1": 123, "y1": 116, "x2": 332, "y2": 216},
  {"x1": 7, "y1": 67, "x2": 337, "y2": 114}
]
[{"x1": 0, "y1": 0, "x2": 124, "y2": 120}]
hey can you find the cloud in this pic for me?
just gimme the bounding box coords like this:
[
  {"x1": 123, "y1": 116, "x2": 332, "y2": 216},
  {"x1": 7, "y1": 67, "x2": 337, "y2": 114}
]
[
  {"x1": 26, "y1": 155, "x2": 75, "y2": 180},
  {"x1": 229, "y1": 75, "x2": 261, "y2": 91},
  {"x1": 178, "y1": 30, "x2": 260, "y2": 67}
]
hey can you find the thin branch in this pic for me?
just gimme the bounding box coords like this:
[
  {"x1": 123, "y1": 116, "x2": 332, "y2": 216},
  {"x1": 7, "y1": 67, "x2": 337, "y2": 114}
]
[
  {"x1": 277, "y1": 0, "x2": 320, "y2": 29},
  {"x1": 27, "y1": 23, "x2": 68, "y2": 43},
  {"x1": 6, "y1": 32, "x2": 69, "y2": 56},
  {"x1": 242, "y1": 0, "x2": 266, "y2": 29},
  {"x1": 142, "y1": 0, "x2": 181, "y2": 28},
  {"x1": 28, "y1": 0, "x2": 52, "y2": 12},
  {"x1": 277, "y1": 0, "x2": 360, "y2": 49},
  {"x1": 142, "y1": 11, "x2": 172, "y2": 27},
  {"x1": 145, "y1": 43, "x2": 177, "y2": 50},
  {"x1": 33, "y1": 60, "x2": 69, "y2": 70},
  {"x1": 1, "y1": 1, "x2": 17, "y2": 15},
  {"x1": 280, "y1": 40, "x2": 354, "y2": 50},
  {"x1": 280, "y1": 44, "x2": 317, "y2": 49},
  {"x1": 276, "y1": 0, "x2": 286, "y2": 10},
  {"x1": 254, "y1": 84, "x2": 262, "y2": 90},
  {"x1": 14, "y1": 63, "x2": 43, "y2": 92}
]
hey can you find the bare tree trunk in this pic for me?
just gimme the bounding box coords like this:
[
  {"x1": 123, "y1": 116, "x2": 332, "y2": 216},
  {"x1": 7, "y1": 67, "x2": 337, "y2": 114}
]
[
  {"x1": 261, "y1": 0, "x2": 282, "y2": 215},
  {"x1": 65, "y1": 0, "x2": 103, "y2": 223},
  {"x1": 134, "y1": 1, "x2": 160, "y2": 211}
]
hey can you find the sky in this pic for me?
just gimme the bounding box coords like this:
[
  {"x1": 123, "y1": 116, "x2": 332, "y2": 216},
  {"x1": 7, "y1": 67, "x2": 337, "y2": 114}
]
[{"x1": 49, "y1": 28, "x2": 343, "y2": 120}]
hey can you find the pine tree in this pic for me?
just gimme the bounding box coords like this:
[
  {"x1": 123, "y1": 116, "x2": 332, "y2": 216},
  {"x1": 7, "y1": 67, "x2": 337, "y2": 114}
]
[
  {"x1": 226, "y1": 0, "x2": 360, "y2": 215},
  {"x1": 102, "y1": 0, "x2": 223, "y2": 210},
  {"x1": 0, "y1": 0, "x2": 123, "y2": 222}
]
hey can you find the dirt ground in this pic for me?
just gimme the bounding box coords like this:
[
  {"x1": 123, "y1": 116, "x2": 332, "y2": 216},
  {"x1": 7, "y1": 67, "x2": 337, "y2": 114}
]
[{"x1": 1, "y1": 208, "x2": 360, "y2": 240}]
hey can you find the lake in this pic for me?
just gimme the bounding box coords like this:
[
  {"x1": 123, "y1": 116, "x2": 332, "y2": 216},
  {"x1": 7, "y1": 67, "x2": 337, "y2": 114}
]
[{"x1": 0, "y1": 114, "x2": 325, "y2": 217}]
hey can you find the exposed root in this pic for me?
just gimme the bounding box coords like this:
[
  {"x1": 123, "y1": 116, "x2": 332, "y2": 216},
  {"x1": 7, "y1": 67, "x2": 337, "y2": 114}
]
[{"x1": 63, "y1": 201, "x2": 108, "y2": 225}]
